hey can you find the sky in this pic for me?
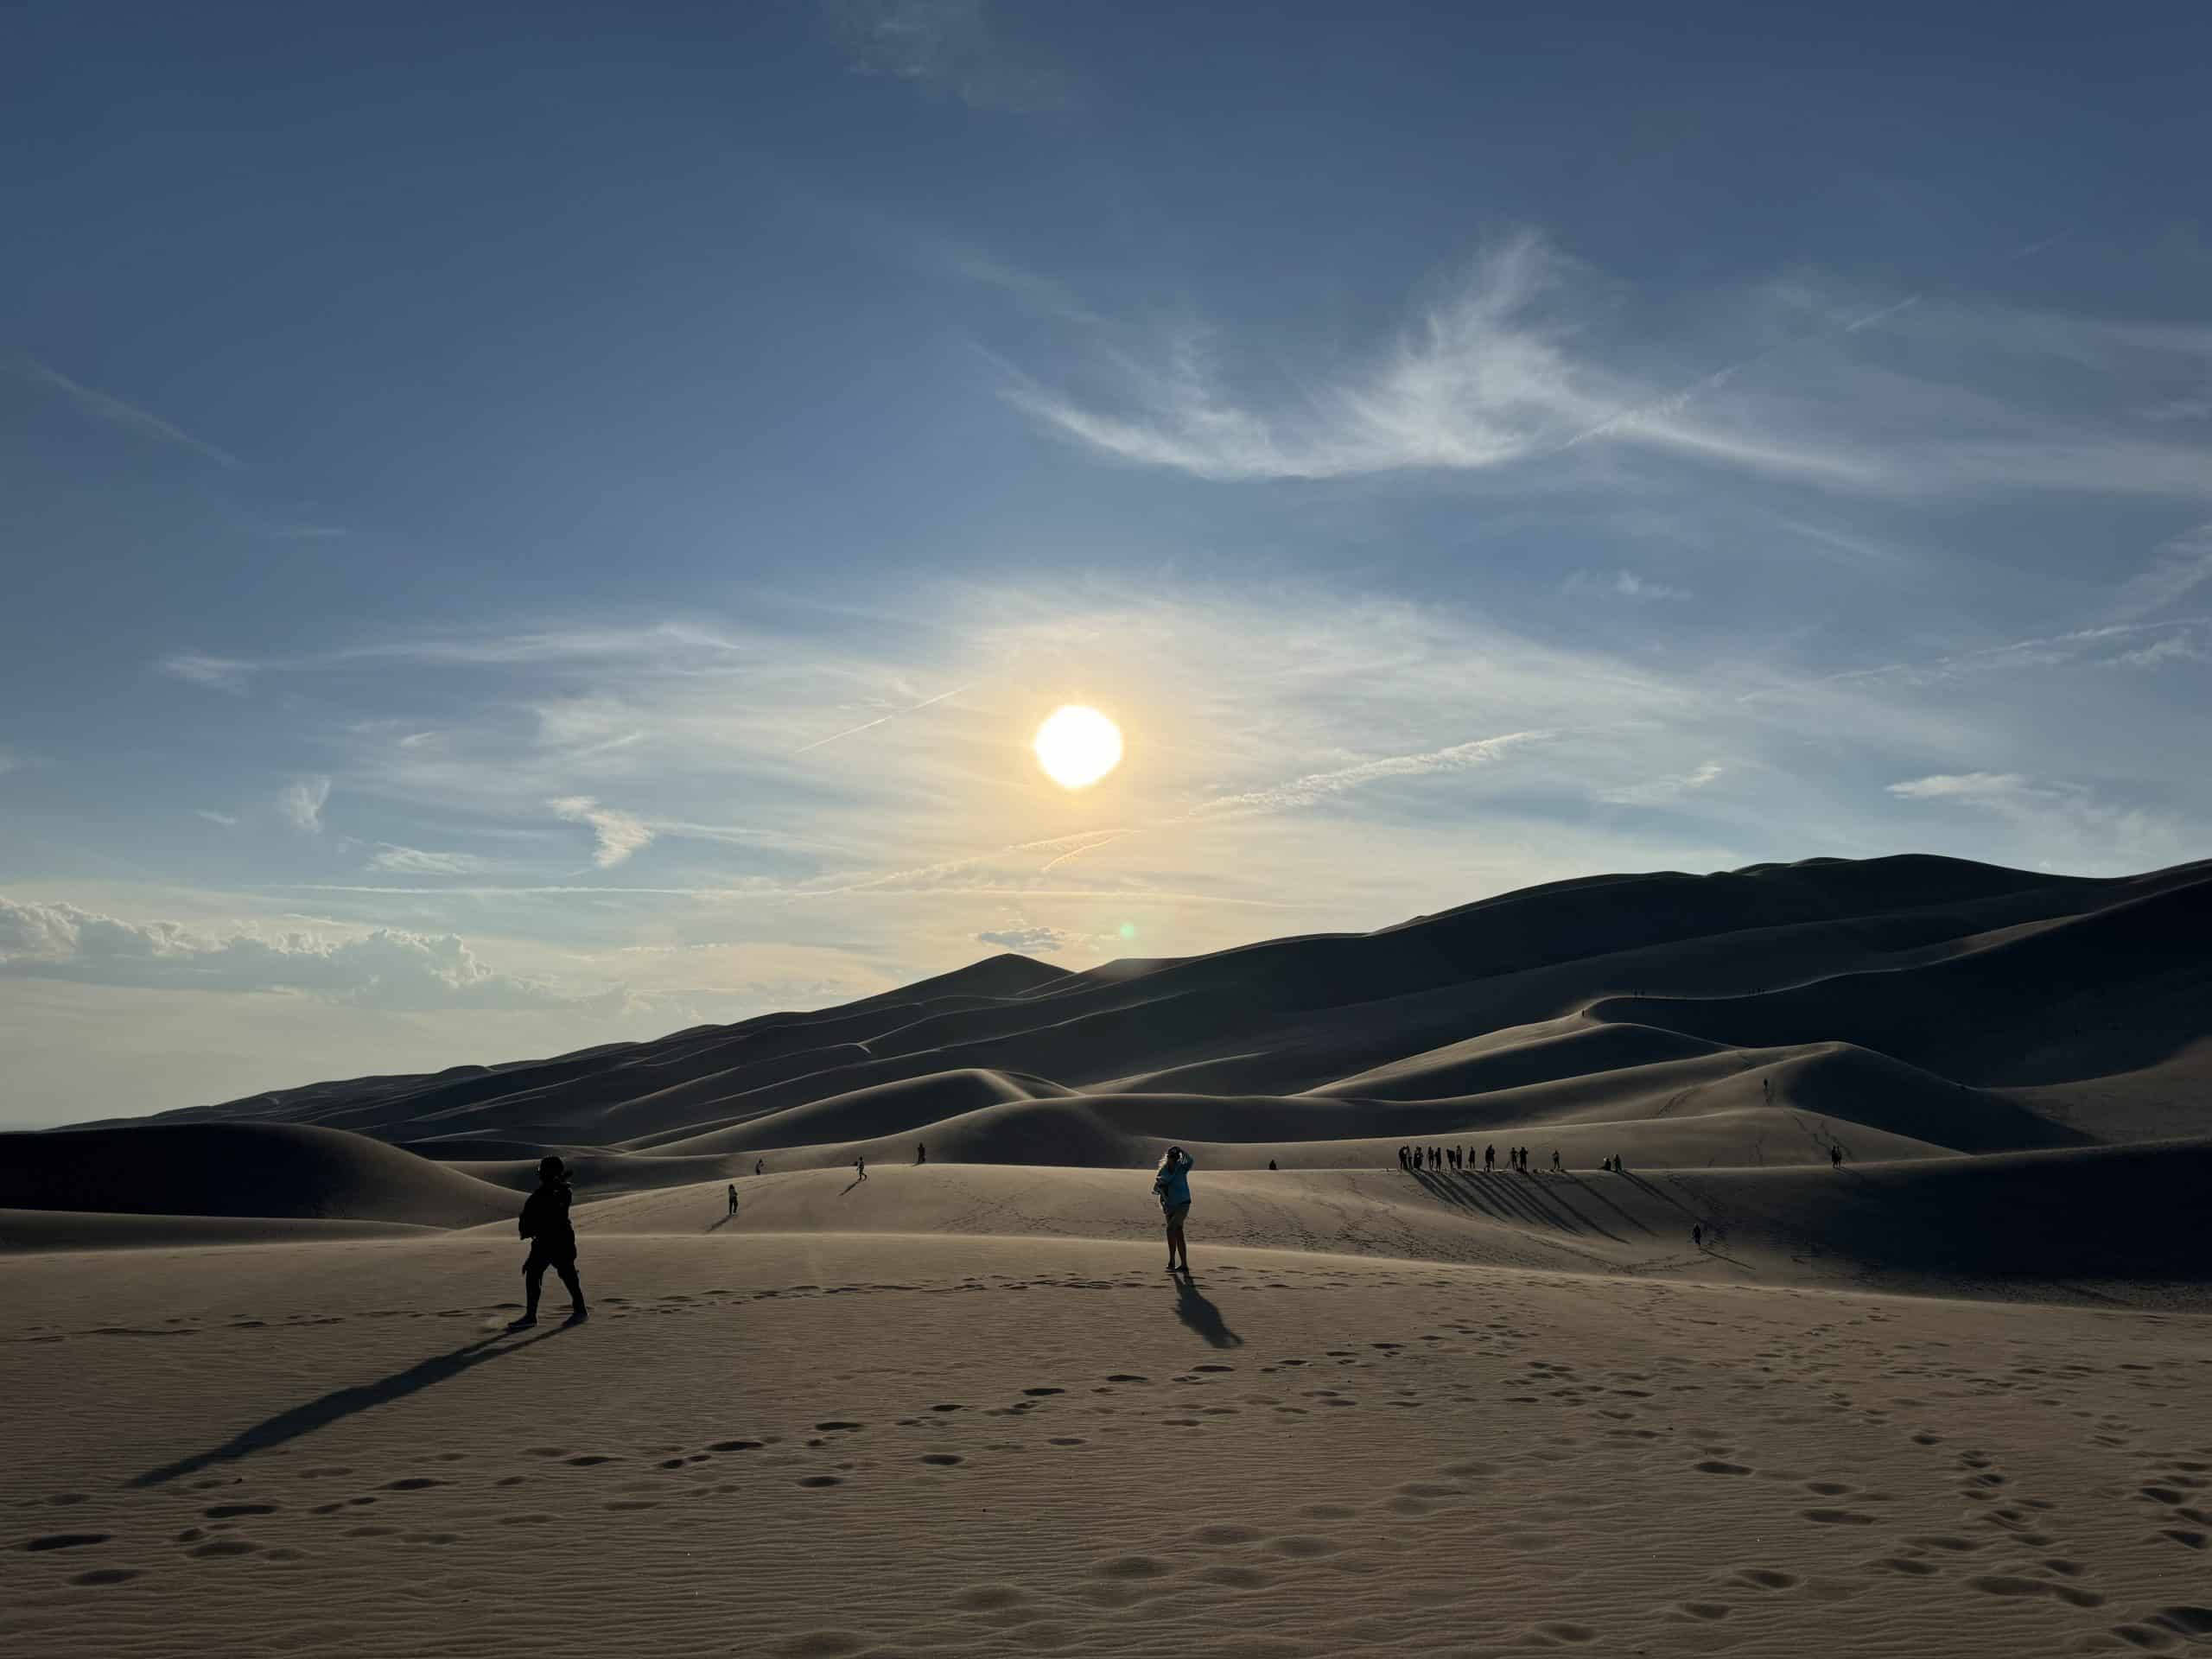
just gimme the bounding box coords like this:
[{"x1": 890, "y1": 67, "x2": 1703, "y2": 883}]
[{"x1": 3, "y1": 1, "x2": 2209, "y2": 1127}]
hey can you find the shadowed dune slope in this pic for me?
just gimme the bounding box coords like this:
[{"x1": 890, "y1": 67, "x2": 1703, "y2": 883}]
[
  {"x1": 0, "y1": 1210, "x2": 438, "y2": 1253},
  {"x1": 563, "y1": 1138, "x2": 2212, "y2": 1300},
  {"x1": 70, "y1": 855, "x2": 2210, "y2": 1173},
  {"x1": 0, "y1": 1124, "x2": 518, "y2": 1227}
]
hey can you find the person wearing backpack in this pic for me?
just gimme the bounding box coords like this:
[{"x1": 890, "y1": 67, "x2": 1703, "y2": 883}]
[{"x1": 511, "y1": 1155, "x2": 588, "y2": 1328}]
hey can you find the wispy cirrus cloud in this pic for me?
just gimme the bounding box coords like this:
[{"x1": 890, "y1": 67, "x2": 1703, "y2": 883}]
[
  {"x1": 550, "y1": 796, "x2": 654, "y2": 868},
  {"x1": 1186, "y1": 729, "x2": 1554, "y2": 820},
  {"x1": 278, "y1": 776, "x2": 331, "y2": 834},
  {"x1": 366, "y1": 844, "x2": 494, "y2": 875},
  {"x1": 1562, "y1": 569, "x2": 1690, "y2": 602},
  {"x1": 1600, "y1": 761, "x2": 1726, "y2": 805},
  {"x1": 194, "y1": 809, "x2": 239, "y2": 827},
  {"x1": 2112, "y1": 520, "x2": 2212, "y2": 620},
  {"x1": 1886, "y1": 772, "x2": 2191, "y2": 874},
  {"x1": 823, "y1": 0, "x2": 1065, "y2": 111},
  {"x1": 160, "y1": 653, "x2": 255, "y2": 692},
  {"x1": 18, "y1": 359, "x2": 244, "y2": 468},
  {"x1": 1000, "y1": 232, "x2": 2212, "y2": 504}
]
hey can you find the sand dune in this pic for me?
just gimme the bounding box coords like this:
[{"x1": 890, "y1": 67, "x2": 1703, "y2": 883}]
[
  {"x1": 70, "y1": 855, "x2": 2204, "y2": 1173},
  {"x1": 1, "y1": 1124, "x2": 517, "y2": 1229},
  {"x1": 13, "y1": 855, "x2": 2211, "y2": 1657}
]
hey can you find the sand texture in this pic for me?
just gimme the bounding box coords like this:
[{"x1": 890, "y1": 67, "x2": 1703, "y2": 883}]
[{"x1": 8, "y1": 854, "x2": 2211, "y2": 1655}]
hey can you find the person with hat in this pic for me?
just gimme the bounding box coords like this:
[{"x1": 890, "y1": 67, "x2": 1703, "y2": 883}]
[{"x1": 512, "y1": 1155, "x2": 588, "y2": 1328}]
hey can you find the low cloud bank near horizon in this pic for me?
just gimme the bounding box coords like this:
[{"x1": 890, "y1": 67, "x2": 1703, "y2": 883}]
[{"x1": 0, "y1": 893, "x2": 623, "y2": 1014}]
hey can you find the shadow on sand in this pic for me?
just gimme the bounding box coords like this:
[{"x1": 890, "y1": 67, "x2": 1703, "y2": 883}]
[
  {"x1": 1173, "y1": 1276, "x2": 1243, "y2": 1349},
  {"x1": 706, "y1": 1211, "x2": 741, "y2": 1233},
  {"x1": 126, "y1": 1326, "x2": 568, "y2": 1489}
]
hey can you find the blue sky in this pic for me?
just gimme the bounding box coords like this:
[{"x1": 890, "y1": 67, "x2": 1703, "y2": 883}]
[{"x1": 3, "y1": 1, "x2": 2209, "y2": 1125}]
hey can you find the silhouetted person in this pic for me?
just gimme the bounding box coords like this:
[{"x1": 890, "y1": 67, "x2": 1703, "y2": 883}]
[
  {"x1": 1268, "y1": 1158, "x2": 1278, "y2": 1171},
  {"x1": 754, "y1": 1159, "x2": 764, "y2": 1176},
  {"x1": 1485, "y1": 1144, "x2": 1495, "y2": 1173},
  {"x1": 855, "y1": 1154, "x2": 867, "y2": 1182},
  {"x1": 726, "y1": 1183, "x2": 739, "y2": 1217},
  {"x1": 1431, "y1": 1146, "x2": 1441, "y2": 1170},
  {"x1": 1615, "y1": 1154, "x2": 1626, "y2": 1174},
  {"x1": 1398, "y1": 1146, "x2": 1409, "y2": 1171},
  {"x1": 512, "y1": 1155, "x2": 586, "y2": 1328},
  {"x1": 1692, "y1": 1224, "x2": 1704, "y2": 1249},
  {"x1": 1551, "y1": 1148, "x2": 1561, "y2": 1173},
  {"x1": 1154, "y1": 1146, "x2": 1195, "y2": 1274},
  {"x1": 1830, "y1": 1144, "x2": 1843, "y2": 1169},
  {"x1": 917, "y1": 1141, "x2": 927, "y2": 1166}
]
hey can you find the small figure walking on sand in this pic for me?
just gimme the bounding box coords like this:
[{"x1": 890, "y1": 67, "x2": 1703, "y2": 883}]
[
  {"x1": 1485, "y1": 1144, "x2": 1496, "y2": 1173},
  {"x1": 1154, "y1": 1146, "x2": 1195, "y2": 1274},
  {"x1": 917, "y1": 1141, "x2": 927, "y2": 1166},
  {"x1": 754, "y1": 1158, "x2": 764, "y2": 1176},
  {"x1": 855, "y1": 1154, "x2": 867, "y2": 1182},
  {"x1": 1692, "y1": 1224, "x2": 1704, "y2": 1249},
  {"x1": 1551, "y1": 1148, "x2": 1561, "y2": 1173},
  {"x1": 512, "y1": 1156, "x2": 587, "y2": 1329},
  {"x1": 726, "y1": 1182, "x2": 740, "y2": 1217},
  {"x1": 1830, "y1": 1144, "x2": 1843, "y2": 1169}
]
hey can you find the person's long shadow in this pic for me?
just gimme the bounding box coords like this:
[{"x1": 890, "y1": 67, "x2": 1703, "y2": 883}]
[
  {"x1": 1173, "y1": 1276, "x2": 1243, "y2": 1349},
  {"x1": 706, "y1": 1211, "x2": 741, "y2": 1232},
  {"x1": 839, "y1": 1178, "x2": 865, "y2": 1197},
  {"x1": 126, "y1": 1327, "x2": 566, "y2": 1489}
]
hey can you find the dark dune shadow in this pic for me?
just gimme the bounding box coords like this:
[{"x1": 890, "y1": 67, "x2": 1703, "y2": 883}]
[
  {"x1": 126, "y1": 1327, "x2": 565, "y2": 1489},
  {"x1": 1173, "y1": 1277, "x2": 1243, "y2": 1348},
  {"x1": 1557, "y1": 1173, "x2": 1656, "y2": 1236},
  {"x1": 1619, "y1": 1171, "x2": 1701, "y2": 1219},
  {"x1": 1413, "y1": 1168, "x2": 1626, "y2": 1243}
]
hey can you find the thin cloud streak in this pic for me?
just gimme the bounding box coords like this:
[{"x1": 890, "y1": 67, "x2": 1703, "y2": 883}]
[
  {"x1": 20, "y1": 359, "x2": 245, "y2": 468},
  {"x1": 792, "y1": 681, "x2": 976, "y2": 753}
]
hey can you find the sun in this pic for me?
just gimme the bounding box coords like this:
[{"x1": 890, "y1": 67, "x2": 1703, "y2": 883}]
[{"x1": 1033, "y1": 705, "x2": 1122, "y2": 790}]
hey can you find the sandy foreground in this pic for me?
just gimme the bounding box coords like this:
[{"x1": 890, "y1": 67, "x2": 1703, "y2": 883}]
[{"x1": 7, "y1": 1220, "x2": 2210, "y2": 1659}]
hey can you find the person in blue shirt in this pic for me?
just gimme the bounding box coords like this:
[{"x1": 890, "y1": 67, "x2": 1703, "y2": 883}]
[{"x1": 1152, "y1": 1147, "x2": 1195, "y2": 1274}]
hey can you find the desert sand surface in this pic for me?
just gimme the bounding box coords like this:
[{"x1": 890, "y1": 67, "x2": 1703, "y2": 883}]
[{"x1": 8, "y1": 855, "x2": 2212, "y2": 1656}]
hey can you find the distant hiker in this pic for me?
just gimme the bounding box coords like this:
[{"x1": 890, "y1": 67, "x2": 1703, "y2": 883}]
[
  {"x1": 1432, "y1": 1146, "x2": 1441, "y2": 1170},
  {"x1": 1551, "y1": 1149, "x2": 1561, "y2": 1173},
  {"x1": 754, "y1": 1159, "x2": 764, "y2": 1176},
  {"x1": 1615, "y1": 1154, "x2": 1627, "y2": 1174},
  {"x1": 1692, "y1": 1224, "x2": 1704, "y2": 1249},
  {"x1": 1484, "y1": 1144, "x2": 1496, "y2": 1173},
  {"x1": 726, "y1": 1183, "x2": 740, "y2": 1217},
  {"x1": 855, "y1": 1154, "x2": 868, "y2": 1182},
  {"x1": 1830, "y1": 1145, "x2": 1843, "y2": 1169},
  {"x1": 1154, "y1": 1147, "x2": 1195, "y2": 1274},
  {"x1": 512, "y1": 1156, "x2": 587, "y2": 1329},
  {"x1": 1268, "y1": 1158, "x2": 1278, "y2": 1171},
  {"x1": 1449, "y1": 1147, "x2": 1459, "y2": 1171},
  {"x1": 1764, "y1": 1077, "x2": 1772, "y2": 1106},
  {"x1": 917, "y1": 1141, "x2": 927, "y2": 1166}
]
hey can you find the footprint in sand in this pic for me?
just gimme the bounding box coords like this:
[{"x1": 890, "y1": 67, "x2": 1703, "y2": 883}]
[{"x1": 22, "y1": 1533, "x2": 110, "y2": 1553}]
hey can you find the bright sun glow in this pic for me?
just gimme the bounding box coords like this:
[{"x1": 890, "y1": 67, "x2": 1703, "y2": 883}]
[{"x1": 1033, "y1": 705, "x2": 1123, "y2": 790}]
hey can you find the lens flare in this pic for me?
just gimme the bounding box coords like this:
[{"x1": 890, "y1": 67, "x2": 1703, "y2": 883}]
[{"x1": 1033, "y1": 705, "x2": 1122, "y2": 790}]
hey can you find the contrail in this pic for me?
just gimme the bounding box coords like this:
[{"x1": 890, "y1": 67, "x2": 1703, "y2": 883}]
[{"x1": 792, "y1": 683, "x2": 975, "y2": 754}]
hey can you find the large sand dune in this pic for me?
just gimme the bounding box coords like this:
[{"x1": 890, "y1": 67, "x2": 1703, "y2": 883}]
[{"x1": 11, "y1": 855, "x2": 2210, "y2": 1657}]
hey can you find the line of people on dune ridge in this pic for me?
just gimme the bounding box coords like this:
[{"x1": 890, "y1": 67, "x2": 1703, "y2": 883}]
[
  {"x1": 1397, "y1": 1142, "x2": 1848, "y2": 1175},
  {"x1": 1400, "y1": 1143, "x2": 1604, "y2": 1174},
  {"x1": 510, "y1": 1135, "x2": 1850, "y2": 1325}
]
